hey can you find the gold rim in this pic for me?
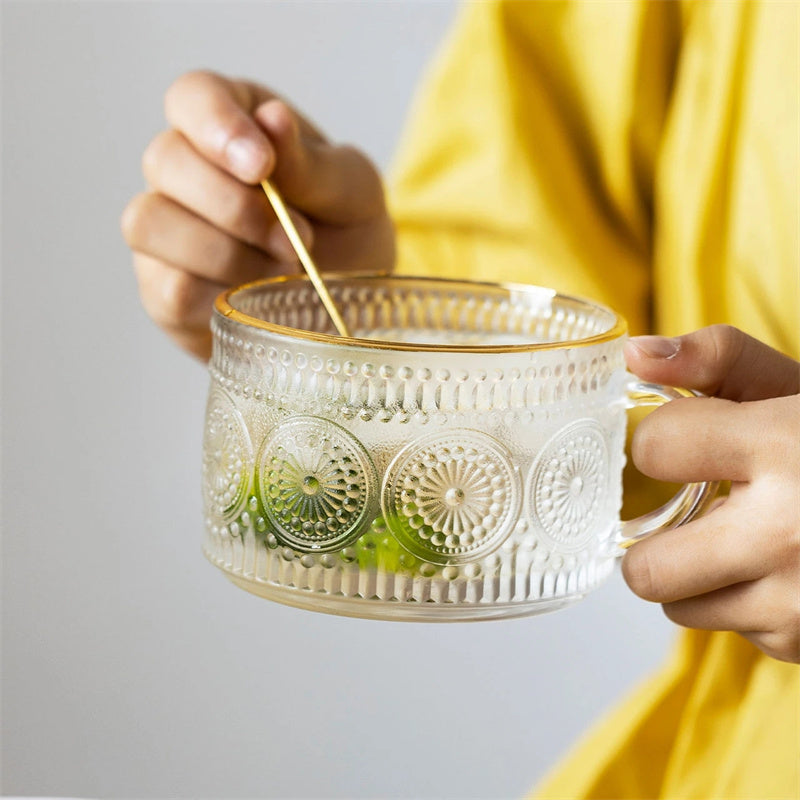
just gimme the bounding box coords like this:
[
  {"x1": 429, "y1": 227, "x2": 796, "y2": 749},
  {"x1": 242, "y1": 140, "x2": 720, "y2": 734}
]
[{"x1": 214, "y1": 274, "x2": 628, "y2": 353}]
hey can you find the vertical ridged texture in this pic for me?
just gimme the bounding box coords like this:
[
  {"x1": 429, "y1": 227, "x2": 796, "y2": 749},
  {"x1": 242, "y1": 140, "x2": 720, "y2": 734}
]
[{"x1": 203, "y1": 277, "x2": 626, "y2": 618}]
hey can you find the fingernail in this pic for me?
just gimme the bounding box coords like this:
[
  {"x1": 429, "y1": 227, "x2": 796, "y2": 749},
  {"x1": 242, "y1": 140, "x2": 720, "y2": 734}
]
[
  {"x1": 629, "y1": 335, "x2": 681, "y2": 359},
  {"x1": 226, "y1": 136, "x2": 270, "y2": 181}
]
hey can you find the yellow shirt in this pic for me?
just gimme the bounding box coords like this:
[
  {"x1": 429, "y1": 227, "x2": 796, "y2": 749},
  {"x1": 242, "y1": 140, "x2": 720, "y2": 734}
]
[{"x1": 387, "y1": 1, "x2": 800, "y2": 798}]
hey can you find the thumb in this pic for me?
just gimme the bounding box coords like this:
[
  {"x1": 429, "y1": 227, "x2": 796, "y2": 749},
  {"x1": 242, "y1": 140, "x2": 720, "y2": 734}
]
[
  {"x1": 254, "y1": 99, "x2": 386, "y2": 225},
  {"x1": 624, "y1": 324, "x2": 799, "y2": 402}
]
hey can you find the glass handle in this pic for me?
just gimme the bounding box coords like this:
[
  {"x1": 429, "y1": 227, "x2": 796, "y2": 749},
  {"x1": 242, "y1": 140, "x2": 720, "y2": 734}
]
[{"x1": 617, "y1": 377, "x2": 718, "y2": 549}]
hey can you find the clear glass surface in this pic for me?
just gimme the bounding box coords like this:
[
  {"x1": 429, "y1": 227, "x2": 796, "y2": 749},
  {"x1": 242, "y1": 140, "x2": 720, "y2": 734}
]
[{"x1": 202, "y1": 275, "x2": 707, "y2": 621}]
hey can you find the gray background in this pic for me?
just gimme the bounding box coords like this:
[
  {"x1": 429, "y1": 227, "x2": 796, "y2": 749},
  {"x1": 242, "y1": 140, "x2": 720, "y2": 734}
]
[{"x1": 1, "y1": 2, "x2": 675, "y2": 798}]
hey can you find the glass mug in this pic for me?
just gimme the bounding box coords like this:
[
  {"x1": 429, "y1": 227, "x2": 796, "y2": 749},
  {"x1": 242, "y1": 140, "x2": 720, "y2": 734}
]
[{"x1": 202, "y1": 275, "x2": 716, "y2": 621}]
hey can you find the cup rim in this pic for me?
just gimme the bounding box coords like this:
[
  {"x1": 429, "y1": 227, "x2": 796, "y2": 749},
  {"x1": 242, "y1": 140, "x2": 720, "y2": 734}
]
[{"x1": 214, "y1": 273, "x2": 628, "y2": 353}]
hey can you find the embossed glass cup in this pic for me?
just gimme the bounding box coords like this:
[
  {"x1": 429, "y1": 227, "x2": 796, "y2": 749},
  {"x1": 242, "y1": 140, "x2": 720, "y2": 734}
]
[{"x1": 203, "y1": 275, "x2": 716, "y2": 621}]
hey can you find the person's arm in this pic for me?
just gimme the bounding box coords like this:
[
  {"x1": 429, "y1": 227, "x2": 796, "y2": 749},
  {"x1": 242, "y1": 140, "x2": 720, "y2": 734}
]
[{"x1": 121, "y1": 71, "x2": 394, "y2": 359}]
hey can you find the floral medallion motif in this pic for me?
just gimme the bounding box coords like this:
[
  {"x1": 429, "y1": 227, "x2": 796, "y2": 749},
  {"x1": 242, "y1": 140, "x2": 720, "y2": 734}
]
[
  {"x1": 257, "y1": 416, "x2": 378, "y2": 552},
  {"x1": 527, "y1": 419, "x2": 608, "y2": 550},
  {"x1": 381, "y1": 430, "x2": 521, "y2": 565},
  {"x1": 202, "y1": 388, "x2": 253, "y2": 522}
]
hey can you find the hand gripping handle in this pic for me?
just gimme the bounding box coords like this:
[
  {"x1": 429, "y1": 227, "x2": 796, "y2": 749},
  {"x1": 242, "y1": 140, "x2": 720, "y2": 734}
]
[{"x1": 617, "y1": 377, "x2": 719, "y2": 549}]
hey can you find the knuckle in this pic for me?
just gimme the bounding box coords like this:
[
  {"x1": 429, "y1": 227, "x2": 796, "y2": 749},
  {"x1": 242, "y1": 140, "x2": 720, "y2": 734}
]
[
  {"x1": 631, "y1": 415, "x2": 663, "y2": 477},
  {"x1": 120, "y1": 192, "x2": 157, "y2": 245},
  {"x1": 709, "y1": 324, "x2": 746, "y2": 370},
  {"x1": 165, "y1": 69, "x2": 218, "y2": 107},
  {"x1": 160, "y1": 270, "x2": 198, "y2": 326},
  {"x1": 758, "y1": 487, "x2": 800, "y2": 562},
  {"x1": 142, "y1": 267, "x2": 198, "y2": 329},
  {"x1": 621, "y1": 545, "x2": 662, "y2": 601},
  {"x1": 220, "y1": 186, "x2": 262, "y2": 238},
  {"x1": 206, "y1": 231, "x2": 242, "y2": 279},
  {"x1": 760, "y1": 398, "x2": 800, "y2": 470},
  {"x1": 141, "y1": 129, "x2": 181, "y2": 183},
  {"x1": 759, "y1": 626, "x2": 800, "y2": 664},
  {"x1": 708, "y1": 323, "x2": 743, "y2": 353},
  {"x1": 661, "y1": 601, "x2": 689, "y2": 628}
]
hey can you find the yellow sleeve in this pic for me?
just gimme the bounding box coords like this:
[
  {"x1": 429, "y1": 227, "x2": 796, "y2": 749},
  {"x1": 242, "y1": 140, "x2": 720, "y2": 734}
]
[
  {"x1": 531, "y1": 630, "x2": 800, "y2": 800},
  {"x1": 388, "y1": 0, "x2": 683, "y2": 337}
]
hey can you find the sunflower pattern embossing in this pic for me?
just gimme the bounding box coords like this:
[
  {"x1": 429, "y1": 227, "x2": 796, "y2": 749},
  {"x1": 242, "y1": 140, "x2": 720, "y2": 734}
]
[
  {"x1": 382, "y1": 430, "x2": 521, "y2": 565},
  {"x1": 528, "y1": 420, "x2": 608, "y2": 550},
  {"x1": 257, "y1": 416, "x2": 378, "y2": 552},
  {"x1": 202, "y1": 388, "x2": 253, "y2": 523}
]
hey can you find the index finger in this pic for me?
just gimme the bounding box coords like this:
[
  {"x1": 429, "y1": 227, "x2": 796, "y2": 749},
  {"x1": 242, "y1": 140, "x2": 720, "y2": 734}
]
[
  {"x1": 164, "y1": 70, "x2": 275, "y2": 184},
  {"x1": 633, "y1": 396, "x2": 761, "y2": 483}
]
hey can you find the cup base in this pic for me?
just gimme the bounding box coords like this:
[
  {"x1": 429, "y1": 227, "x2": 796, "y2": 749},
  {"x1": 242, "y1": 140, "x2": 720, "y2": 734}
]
[
  {"x1": 223, "y1": 572, "x2": 583, "y2": 621},
  {"x1": 203, "y1": 525, "x2": 615, "y2": 622}
]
